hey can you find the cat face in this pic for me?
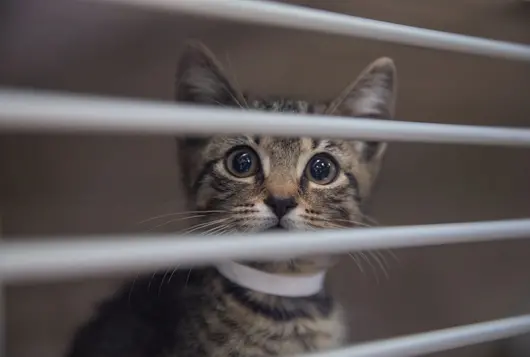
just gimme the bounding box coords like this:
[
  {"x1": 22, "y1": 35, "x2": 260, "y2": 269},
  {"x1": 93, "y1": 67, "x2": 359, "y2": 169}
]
[{"x1": 176, "y1": 42, "x2": 396, "y2": 237}]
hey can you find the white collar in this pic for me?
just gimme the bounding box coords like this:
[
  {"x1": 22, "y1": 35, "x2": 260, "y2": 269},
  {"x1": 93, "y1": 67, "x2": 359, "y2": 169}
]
[{"x1": 216, "y1": 261, "x2": 326, "y2": 297}]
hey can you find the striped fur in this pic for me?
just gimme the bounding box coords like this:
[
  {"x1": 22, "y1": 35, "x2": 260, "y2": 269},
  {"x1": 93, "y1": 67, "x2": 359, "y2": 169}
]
[{"x1": 66, "y1": 42, "x2": 397, "y2": 357}]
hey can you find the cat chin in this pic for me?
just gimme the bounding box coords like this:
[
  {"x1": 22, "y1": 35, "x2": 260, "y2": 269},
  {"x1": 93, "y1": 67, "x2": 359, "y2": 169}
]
[
  {"x1": 262, "y1": 223, "x2": 315, "y2": 232},
  {"x1": 264, "y1": 226, "x2": 285, "y2": 232}
]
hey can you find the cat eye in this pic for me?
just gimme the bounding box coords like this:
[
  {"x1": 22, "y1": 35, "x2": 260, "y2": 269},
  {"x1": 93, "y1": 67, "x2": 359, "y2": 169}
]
[
  {"x1": 225, "y1": 146, "x2": 260, "y2": 178},
  {"x1": 305, "y1": 154, "x2": 338, "y2": 185}
]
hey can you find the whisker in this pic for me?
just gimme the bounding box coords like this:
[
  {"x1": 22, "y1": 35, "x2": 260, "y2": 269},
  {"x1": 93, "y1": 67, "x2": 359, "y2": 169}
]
[
  {"x1": 369, "y1": 251, "x2": 389, "y2": 279},
  {"x1": 185, "y1": 269, "x2": 193, "y2": 289},
  {"x1": 212, "y1": 99, "x2": 230, "y2": 108},
  {"x1": 212, "y1": 227, "x2": 235, "y2": 236},
  {"x1": 128, "y1": 274, "x2": 139, "y2": 305},
  {"x1": 385, "y1": 249, "x2": 400, "y2": 264},
  {"x1": 179, "y1": 218, "x2": 231, "y2": 235},
  {"x1": 215, "y1": 222, "x2": 239, "y2": 235},
  {"x1": 147, "y1": 214, "x2": 208, "y2": 232},
  {"x1": 374, "y1": 250, "x2": 391, "y2": 269},
  {"x1": 147, "y1": 272, "x2": 157, "y2": 292},
  {"x1": 138, "y1": 210, "x2": 226, "y2": 224},
  {"x1": 167, "y1": 265, "x2": 181, "y2": 285},
  {"x1": 158, "y1": 270, "x2": 170, "y2": 296},
  {"x1": 358, "y1": 252, "x2": 379, "y2": 284},
  {"x1": 347, "y1": 253, "x2": 365, "y2": 274},
  {"x1": 329, "y1": 218, "x2": 373, "y2": 228},
  {"x1": 310, "y1": 220, "x2": 371, "y2": 231},
  {"x1": 362, "y1": 214, "x2": 381, "y2": 226},
  {"x1": 202, "y1": 222, "x2": 235, "y2": 236},
  {"x1": 306, "y1": 217, "x2": 372, "y2": 228}
]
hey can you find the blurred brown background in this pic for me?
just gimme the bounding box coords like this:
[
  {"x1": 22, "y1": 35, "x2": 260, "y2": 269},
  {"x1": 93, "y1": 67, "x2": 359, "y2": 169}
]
[{"x1": 1, "y1": 1, "x2": 530, "y2": 356}]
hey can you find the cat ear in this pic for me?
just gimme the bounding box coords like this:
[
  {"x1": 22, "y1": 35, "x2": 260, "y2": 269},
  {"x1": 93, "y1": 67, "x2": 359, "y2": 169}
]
[
  {"x1": 327, "y1": 57, "x2": 396, "y2": 119},
  {"x1": 175, "y1": 41, "x2": 244, "y2": 107},
  {"x1": 327, "y1": 57, "x2": 397, "y2": 164}
]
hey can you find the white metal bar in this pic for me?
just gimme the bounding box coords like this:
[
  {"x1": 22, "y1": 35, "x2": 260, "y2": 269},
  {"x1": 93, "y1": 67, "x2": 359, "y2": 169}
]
[
  {"x1": 297, "y1": 314, "x2": 530, "y2": 357},
  {"x1": 93, "y1": 0, "x2": 530, "y2": 62},
  {"x1": 0, "y1": 219, "x2": 529, "y2": 282},
  {"x1": 1, "y1": 89, "x2": 530, "y2": 147},
  {"x1": 0, "y1": 284, "x2": 4, "y2": 357},
  {"x1": 0, "y1": 219, "x2": 5, "y2": 357}
]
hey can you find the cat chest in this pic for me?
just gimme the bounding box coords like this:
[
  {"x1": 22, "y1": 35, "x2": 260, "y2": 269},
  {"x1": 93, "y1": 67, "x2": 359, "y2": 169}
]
[{"x1": 194, "y1": 315, "x2": 346, "y2": 357}]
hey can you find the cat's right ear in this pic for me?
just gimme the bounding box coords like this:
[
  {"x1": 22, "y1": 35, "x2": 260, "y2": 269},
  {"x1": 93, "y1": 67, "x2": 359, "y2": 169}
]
[{"x1": 175, "y1": 41, "x2": 244, "y2": 107}]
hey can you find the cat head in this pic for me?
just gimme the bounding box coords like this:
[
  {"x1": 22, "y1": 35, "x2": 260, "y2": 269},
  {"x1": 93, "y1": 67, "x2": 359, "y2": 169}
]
[{"x1": 175, "y1": 42, "x2": 396, "y2": 271}]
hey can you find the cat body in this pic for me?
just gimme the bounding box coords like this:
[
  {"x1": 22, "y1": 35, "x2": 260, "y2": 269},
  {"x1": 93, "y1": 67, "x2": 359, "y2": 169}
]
[
  {"x1": 66, "y1": 42, "x2": 397, "y2": 357},
  {"x1": 67, "y1": 268, "x2": 345, "y2": 357}
]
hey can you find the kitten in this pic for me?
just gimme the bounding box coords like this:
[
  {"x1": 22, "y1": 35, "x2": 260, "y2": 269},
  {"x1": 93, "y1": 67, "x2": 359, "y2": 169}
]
[{"x1": 65, "y1": 42, "x2": 397, "y2": 357}]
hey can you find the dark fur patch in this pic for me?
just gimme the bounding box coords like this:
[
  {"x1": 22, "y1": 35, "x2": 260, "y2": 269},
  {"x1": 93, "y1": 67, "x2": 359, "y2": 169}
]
[
  {"x1": 66, "y1": 269, "x2": 336, "y2": 357},
  {"x1": 221, "y1": 276, "x2": 333, "y2": 322}
]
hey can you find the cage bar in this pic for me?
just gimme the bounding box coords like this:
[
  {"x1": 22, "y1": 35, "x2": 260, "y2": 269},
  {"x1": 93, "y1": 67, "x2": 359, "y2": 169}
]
[
  {"x1": 0, "y1": 222, "x2": 4, "y2": 357},
  {"x1": 93, "y1": 0, "x2": 530, "y2": 62},
  {"x1": 296, "y1": 314, "x2": 530, "y2": 357},
  {"x1": 0, "y1": 284, "x2": 4, "y2": 357},
  {"x1": 1, "y1": 219, "x2": 529, "y2": 283},
  {"x1": 1, "y1": 89, "x2": 530, "y2": 146}
]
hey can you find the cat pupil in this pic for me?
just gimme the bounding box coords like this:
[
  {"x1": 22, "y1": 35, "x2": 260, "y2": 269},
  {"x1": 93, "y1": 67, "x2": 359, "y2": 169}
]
[
  {"x1": 232, "y1": 152, "x2": 253, "y2": 173},
  {"x1": 310, "y1": 157, "x2": 331, "y2": 180}
]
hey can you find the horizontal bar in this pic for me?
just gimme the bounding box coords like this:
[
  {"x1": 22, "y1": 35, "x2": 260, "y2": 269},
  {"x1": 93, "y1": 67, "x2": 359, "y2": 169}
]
[
  {"x1": 0, "y1": 227, "x2": 4, "y2": 357},
  {"x1": 0, "y1": 285, "x2": 4, "y2": 357},
  {"x1": 298, "y1": 314, "x2": 530, "y2": 357},
  {"x1": 1, "y1": 219, "x2": 529, "y2": 282},
  {"x1": 2, "y1": 89, "x2": 530, "y2": 147},
  {"x1": 93, "y1": 0, "x2": 530, "y2": 62}
]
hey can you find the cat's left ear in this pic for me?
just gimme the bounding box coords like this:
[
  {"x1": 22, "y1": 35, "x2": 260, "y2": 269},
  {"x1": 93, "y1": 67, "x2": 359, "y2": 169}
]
[
  {"x1": 326, "y1": 57, "x2": 397, "y2": 164},
  {"x1": 175, "y1": 41, "x2": 245, "y2": 107}
]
